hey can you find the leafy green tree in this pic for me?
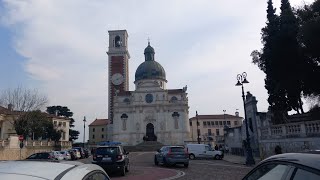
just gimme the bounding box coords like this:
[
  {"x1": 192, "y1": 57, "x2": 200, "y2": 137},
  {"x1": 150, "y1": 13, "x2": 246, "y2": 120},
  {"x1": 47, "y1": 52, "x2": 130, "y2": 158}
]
[
  {"x1": 14, "y1": 110, "x2": 60, "y2": 140},
  {"x1": 46, "y1": 106, "x2": 80, "y2": 141},
  {"x1": 297, "y1": 0, "x2": 320, "y2": 97}
]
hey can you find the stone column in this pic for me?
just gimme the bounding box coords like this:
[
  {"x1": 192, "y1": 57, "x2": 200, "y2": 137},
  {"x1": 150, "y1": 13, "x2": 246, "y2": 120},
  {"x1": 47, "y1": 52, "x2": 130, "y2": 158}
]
[{"x1": 300, "y1": 123, "x2": 307, "y2": 137}]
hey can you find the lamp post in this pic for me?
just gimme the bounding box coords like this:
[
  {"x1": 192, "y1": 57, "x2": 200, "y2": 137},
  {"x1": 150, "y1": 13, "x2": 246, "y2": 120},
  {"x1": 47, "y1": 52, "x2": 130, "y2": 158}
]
[
  {"x1": 196, "y1": 111, "x2": 200, "y2": 144},
  {"x1": 236, "y1": 72, "x2": 255, "y2": 166},
  {"x1": 83, "y1": 116, "x2": 86, "y2": 148}
]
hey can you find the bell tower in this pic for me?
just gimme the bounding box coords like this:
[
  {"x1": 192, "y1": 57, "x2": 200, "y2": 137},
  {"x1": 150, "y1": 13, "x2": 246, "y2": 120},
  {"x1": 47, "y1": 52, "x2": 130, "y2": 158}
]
[{"x1": 107, "y1": 30, "x2": 130, "y2": 123}]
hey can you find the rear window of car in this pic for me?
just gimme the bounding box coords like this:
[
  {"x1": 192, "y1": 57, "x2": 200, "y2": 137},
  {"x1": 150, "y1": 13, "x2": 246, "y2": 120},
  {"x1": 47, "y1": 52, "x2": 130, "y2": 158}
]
[
  {"x1": 96, "y1": 147, "x2": 119, "y2": 155},
  {"x1": 170, "y1": 147, "x2": 185, "y2": 152}
]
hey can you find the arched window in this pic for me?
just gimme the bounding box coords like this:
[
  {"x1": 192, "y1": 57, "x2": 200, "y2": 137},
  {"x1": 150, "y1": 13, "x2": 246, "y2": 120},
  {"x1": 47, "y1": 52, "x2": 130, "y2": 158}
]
[
  {"x1": 123, "y1": 98, "x2": 130, "y2": 104},
  {"x1": 115, "y1": 36, "x2": 121, "y2": 47},
  {"x1": 121, "y1": 114, "x2": 128, "y2": 131}
]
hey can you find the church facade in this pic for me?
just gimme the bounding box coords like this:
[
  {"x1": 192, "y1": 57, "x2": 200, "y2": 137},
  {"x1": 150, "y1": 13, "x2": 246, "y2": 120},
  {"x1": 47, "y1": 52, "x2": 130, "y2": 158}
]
[{"x1": 107, "y1": 30, "x2": 190, "y2": 145}]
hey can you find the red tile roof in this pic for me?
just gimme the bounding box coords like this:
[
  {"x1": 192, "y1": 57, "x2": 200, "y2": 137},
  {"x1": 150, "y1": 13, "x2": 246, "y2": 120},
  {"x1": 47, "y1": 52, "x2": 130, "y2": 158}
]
[
  {"x1": 89, "y1": 119, "x2": 109, "y2": 126},
  {"x1": 189, "y1": 114, "x2": 243, "y2": 120}
]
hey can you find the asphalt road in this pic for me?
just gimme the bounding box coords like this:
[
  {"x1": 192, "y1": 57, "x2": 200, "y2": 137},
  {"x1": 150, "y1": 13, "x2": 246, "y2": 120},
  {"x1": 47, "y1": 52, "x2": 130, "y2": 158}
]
[{"x1": 79, "y1": 152, "x2": 253, "y2": 180}]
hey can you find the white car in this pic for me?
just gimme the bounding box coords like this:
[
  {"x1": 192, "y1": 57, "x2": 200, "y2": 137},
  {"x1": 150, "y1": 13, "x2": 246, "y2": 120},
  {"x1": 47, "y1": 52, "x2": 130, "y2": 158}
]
[
  {"x1": 0, "y1": 161, "x2": 110, "y2": 180},
  {"x1": 60, "y1": 150, "x2": 71, "y2": 160},
  {"x1": 186, "y1": 143, "x2": 223, "y2": 160},
  {"x1": 52, "y1": 151, "x2": 64, "y2": 161}
]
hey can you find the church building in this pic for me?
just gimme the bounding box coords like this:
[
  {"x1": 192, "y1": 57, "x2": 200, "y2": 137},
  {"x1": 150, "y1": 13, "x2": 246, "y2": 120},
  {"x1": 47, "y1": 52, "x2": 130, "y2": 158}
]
[{"x1": 107, "y1": 30, "x2": 190, "y2": 145}]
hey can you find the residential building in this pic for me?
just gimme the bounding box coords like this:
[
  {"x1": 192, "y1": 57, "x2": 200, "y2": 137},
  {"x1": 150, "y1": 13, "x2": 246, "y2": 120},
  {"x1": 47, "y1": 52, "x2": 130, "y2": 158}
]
[
  {"x1": 189, "y1": 113, "x2": 243, "y2": 145},
  {"x1": 88, "y1": 119, "x2": 109, "y2": 145},
  {"x1": 0, "y1": 105, "x2": 70, "y2": 141}
]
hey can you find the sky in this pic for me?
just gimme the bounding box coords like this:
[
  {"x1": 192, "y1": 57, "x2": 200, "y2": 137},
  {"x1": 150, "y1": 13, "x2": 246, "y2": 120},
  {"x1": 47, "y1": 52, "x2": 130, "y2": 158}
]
[{"x1": 0, "y1": 0, "x2": 315, "y2": 141}]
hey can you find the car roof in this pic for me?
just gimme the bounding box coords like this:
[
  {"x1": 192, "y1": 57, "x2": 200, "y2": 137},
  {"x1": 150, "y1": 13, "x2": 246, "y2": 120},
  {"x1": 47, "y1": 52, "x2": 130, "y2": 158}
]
[
  {"x1": 0, "y1": 161, "x2": 108, "y2": 180},
  {"x1": 262, "y1": 153, "x2": 320, "y2": 170},
  {"x1": 0, "y1": 161, "x2": 75, "y2": 179}
]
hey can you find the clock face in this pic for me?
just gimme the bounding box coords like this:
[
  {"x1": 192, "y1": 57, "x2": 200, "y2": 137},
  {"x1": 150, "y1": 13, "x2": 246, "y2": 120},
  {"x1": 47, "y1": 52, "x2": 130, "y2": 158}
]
[{"x1": 111, "y1": 73, "x2": 124, "y2": 85}]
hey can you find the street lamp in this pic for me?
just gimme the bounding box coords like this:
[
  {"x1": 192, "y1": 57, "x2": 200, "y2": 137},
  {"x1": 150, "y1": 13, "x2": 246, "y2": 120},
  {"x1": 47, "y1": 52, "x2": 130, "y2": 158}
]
[
  {"x1": 236, "y1": 72, "x2": 255, "y2": 166},
  {"x1": 83, "y1": 116, "x2": 86, "y2": 148},
  {"x1": 196, "y1": 111, "x2": 200, "y2": 144}
]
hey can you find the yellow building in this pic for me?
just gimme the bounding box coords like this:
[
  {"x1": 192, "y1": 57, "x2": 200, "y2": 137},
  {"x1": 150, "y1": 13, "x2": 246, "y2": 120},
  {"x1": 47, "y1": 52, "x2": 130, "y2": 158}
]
[
  {"x1": 88, "y1": 119, "x2": 109, "y2": 146},
  {"x1": 0, "y1": 105, "x2": 70, "y2": 141},
  {"x1": 189, "y1": 113, "x2": 243, "y2": 145}
]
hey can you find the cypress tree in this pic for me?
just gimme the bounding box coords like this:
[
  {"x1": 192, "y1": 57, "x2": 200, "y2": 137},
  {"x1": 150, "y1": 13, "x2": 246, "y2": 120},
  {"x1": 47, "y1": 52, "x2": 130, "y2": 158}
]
[{"x1": 277, "y1": 0, "x2": 304, "y2": 114}]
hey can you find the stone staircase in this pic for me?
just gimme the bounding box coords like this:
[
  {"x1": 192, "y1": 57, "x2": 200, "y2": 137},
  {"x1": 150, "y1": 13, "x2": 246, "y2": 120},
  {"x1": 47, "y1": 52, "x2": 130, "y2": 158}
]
[{"x1": 124, "y1": 141, "x2": 164, "y2": 152}]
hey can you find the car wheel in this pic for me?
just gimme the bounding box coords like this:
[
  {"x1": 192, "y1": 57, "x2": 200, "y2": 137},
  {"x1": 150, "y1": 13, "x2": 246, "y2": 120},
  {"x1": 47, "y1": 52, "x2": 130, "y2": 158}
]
[
  {"x1": 184, "y1": 163, "x2": 189, "y2": 168},
  {"x1": 189, "y1": 154, "x2": 195, "y2": 160},
  {"x1": 120, "y1": 166, "x2": 126, "y2": 176},
  {"x1": 154, "y1": 157, "x2": 159, "y2": 166},
  {"x1": 163, "y1": 157, "x2": 168, "y2": 166},
  {"x1": 215, "y1": 155, "x2": 220, "y2": 160},
  {"x1": 125, "y1": 163, "x2": 130, "y2": 172}
]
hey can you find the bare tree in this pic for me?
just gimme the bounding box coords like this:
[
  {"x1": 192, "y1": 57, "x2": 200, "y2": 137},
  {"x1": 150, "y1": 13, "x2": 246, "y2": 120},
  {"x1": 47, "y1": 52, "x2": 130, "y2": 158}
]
[{"x1": 0, "y1": 86, "x2": 49, "y2": 111}]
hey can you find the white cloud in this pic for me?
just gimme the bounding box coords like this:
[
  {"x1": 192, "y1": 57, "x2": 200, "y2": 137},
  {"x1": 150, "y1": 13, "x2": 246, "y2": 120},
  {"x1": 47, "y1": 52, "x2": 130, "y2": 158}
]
[{"x1": 1, "y1": 0, "x2": 315, "y2": 141}]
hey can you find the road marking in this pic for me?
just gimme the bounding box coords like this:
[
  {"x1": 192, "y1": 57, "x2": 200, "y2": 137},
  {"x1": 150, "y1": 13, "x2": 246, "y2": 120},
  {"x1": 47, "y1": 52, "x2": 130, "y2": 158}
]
[
  {"x1": 191, "y1": 162, "x2": 252, "y2": 169},
  {"x1": 134, "y1": 166, "x2": 186, "y2": 180}
]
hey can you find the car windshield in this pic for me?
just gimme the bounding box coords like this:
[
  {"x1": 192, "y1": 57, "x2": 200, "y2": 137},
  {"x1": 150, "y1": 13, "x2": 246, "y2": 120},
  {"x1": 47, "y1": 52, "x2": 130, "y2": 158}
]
[
  {"x1": 96, "y1": 147, "x2": 119, "y2": 155},
  {"x1": 171, "y1": 147, "x2": 185, "y2": 152}
]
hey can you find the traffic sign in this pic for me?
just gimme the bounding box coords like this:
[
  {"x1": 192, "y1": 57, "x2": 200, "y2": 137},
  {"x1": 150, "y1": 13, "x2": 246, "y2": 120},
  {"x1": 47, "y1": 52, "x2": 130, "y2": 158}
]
[{"x1": 18, "y1": 135, "x2": 24, "y2": 141}]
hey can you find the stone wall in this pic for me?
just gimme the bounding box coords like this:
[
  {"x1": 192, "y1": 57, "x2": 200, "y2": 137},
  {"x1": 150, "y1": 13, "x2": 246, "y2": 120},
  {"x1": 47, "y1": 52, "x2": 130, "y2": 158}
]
[{"x1": 259, "y1": 137, "x2": 320, "y2": 158}]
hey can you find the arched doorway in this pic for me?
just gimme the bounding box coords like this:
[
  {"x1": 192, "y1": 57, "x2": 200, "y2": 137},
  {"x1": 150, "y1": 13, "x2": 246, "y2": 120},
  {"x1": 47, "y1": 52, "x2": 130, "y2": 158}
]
[{"x1": 145, "y1": 123, "x2": 157, "y2": 141}]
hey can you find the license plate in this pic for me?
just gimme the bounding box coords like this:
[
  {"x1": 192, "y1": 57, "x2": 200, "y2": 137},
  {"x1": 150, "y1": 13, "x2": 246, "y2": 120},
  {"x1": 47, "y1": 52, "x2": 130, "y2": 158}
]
[{"x1": 102, "y1": 157, "x2": 111, "y2": 161}]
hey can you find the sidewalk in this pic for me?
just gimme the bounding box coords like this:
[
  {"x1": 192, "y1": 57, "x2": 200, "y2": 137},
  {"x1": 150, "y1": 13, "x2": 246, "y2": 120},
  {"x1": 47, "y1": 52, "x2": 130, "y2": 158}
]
[{"x1": 223, "y1": 154, "x2": 261, "y2": 165}]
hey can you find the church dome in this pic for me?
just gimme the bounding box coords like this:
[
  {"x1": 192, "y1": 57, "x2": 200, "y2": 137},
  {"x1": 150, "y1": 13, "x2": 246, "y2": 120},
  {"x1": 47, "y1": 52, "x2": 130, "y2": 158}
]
[{"x1": 135, "y1": 42, "x2": 166, "y2": 82}]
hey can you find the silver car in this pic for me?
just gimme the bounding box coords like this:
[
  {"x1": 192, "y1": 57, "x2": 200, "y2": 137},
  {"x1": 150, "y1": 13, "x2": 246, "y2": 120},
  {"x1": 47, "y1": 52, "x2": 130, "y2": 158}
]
[
  {"x1": 154, "y1": 146, "x2": 189, "y2": 167},
  {"x1": 0, "y1": 161, "x2": 110, "y2": 180}
]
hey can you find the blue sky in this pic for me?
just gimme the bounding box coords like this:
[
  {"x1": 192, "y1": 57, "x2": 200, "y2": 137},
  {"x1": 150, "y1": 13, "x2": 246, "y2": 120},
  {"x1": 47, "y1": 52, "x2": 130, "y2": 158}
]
[{"x1": 0, "y1": 0, "x2": 314, "y2": 141}]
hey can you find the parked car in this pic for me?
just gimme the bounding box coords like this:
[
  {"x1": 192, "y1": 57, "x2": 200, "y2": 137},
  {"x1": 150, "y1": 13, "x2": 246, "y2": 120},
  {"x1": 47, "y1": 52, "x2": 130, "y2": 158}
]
[
  {"x1": 92, "y1": 145, "x2": 130, "y2": 176},
  {"x1": 26, "y1": 152, "x2": 56, "y2": 161},
  {"x1": 186, "y1": 143, "x2": 223, "y2": 160},
  {"x1": 242, "y1": 153, "x2": 320, "y2": 180},
  {"x1": 0, "y1": 160, "x2": 110, "y2": 180},
  {"x1": 60, "y1": 150, "x2": 71, "y2": 160},
  {"x1": 73, "y1": 147, "x2": 85, "y2": 159},
  {"x1": 72, "y1": 149, "x2": 81, "y2": 159},
  {"x1": 154, "y1": 146, "x2": 189, "y2": 167},
  {"x1": 52, "y1": 151, "x2": 64, "y2": 160}
]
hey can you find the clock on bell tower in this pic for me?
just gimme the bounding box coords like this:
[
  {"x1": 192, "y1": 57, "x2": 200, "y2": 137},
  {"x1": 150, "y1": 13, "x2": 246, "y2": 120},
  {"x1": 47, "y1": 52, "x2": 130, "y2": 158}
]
[{"x1": 107, "y1": 30, "x2": 130, "y2": 123}]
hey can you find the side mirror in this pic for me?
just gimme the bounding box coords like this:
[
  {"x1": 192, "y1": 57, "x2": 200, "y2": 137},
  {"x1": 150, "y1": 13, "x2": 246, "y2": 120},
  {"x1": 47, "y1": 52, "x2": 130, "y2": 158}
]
[
  {"x1": 126, "y1": 152, "x2": 129, "y2": 155},
  {"x1": 157, "y1": 149, "x2": 161, "y2": 153}
]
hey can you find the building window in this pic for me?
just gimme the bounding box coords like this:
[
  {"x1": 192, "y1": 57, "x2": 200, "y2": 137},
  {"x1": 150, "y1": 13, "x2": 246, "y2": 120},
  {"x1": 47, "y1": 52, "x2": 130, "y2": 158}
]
[
  {"x1": 208, "y1": 129, "x2": 212, "y2": 136},
  {"x1": 102, "y1": 128, "x2": 104, "y2": 132},
  {"x1": 93, "y1": 128, "x2": 95, "y2": 132},
  {"x1": 216, "y1": 129, "x2": 220, "y2": 136},
  {"x1": 54, "y1": 121, "x2": 57, "y2": 126},
  {"x1": 234, "y1": 121, "x2": 238, "y2": 126},
  {"x1": 215, "y1": 121, "x2": 218, "y2": 126},
  {"x1": 211, "y1": 121, "x2": 214, "y2": 126},
  {"x1": 92, "y1": 134, "x2": 95, "y2": 139},
  {"x1": 203, "y1": 122, "x2": 207, "y2": 126},
  {"x1": 62, "y1": 132, "x2": 66, "y2": 140},
  {"x1": 58, "y1": 122, "x2": 62, "y2": 126},
  {"x1": 219, "y1": 121, "x2": 222, "y2": 126},
  {"x1": 207, "y1": 121, "x2": 210, "y2": 126},
  {"x1": 63, "y1": 122, "x2": 66, "y2": 127},
  {"x1": 101, "y1": 134, "x2": 104, "y2": 139},
  {"x1": 223, "y1": 121, "x2": 226, "y2": 125},
  {"x1": 227, "y1": 121, "x2": 231, "y2": 125},
  {"x1": 197, "y1": 129, "x2": 201, "y2": 135},
  {"x1": 190, "y1": 122, "x2": 192, "y2": 126}
]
